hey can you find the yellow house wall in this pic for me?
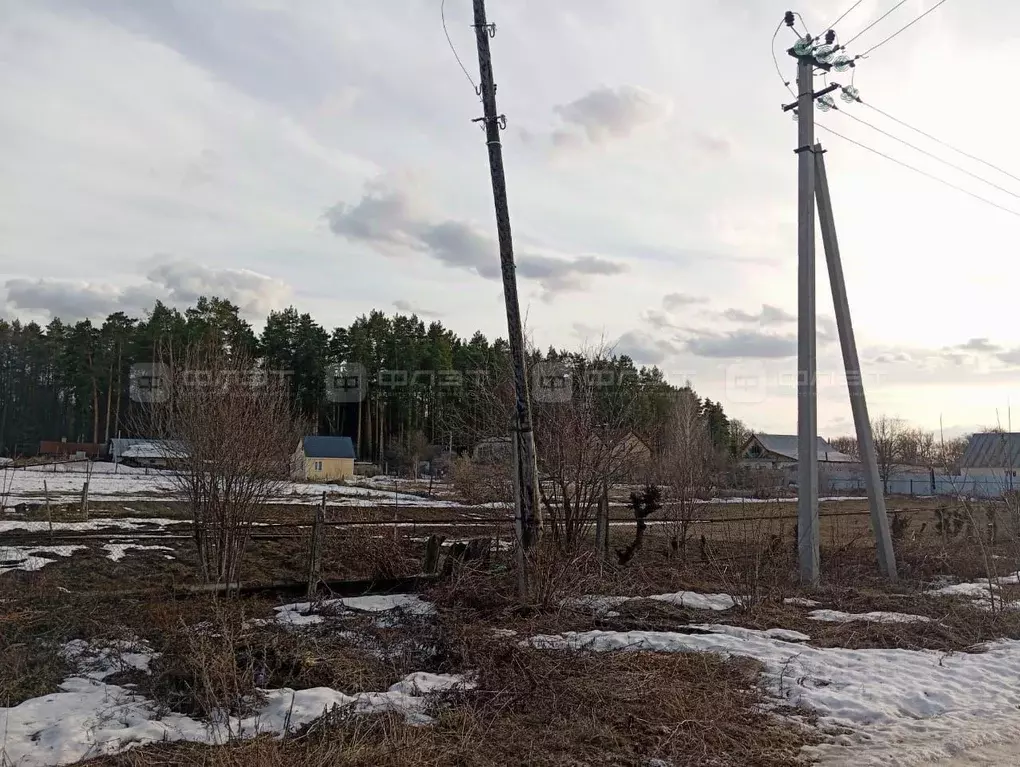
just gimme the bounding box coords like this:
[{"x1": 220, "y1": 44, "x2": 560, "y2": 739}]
[{"x1": 304, "y1": 456, "x2": 354, "y2": 481}]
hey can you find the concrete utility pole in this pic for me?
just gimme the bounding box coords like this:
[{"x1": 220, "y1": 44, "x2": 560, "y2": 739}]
[
  {"x1": 794, "y1": 47, "x2": 820, "y2": 586},
  {"x1": 813, "y1": 144, "x2": 898, "y2": 581},
  {"x1": 471, "y1": 0, "x2": 542, "y2": 552}
]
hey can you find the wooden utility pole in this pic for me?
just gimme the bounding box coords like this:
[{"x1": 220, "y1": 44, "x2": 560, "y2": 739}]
[{"x1": 471, "y1": 0, "x2": 541, "y2": 550}]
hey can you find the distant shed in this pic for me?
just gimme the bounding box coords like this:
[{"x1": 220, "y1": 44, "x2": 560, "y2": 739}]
[{"x1": 292, "y1": 436, "x2": 356, "y2": 481}]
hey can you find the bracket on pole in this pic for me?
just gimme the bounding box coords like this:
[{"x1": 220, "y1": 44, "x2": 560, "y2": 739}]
[{"x1": 782, "y1": 82, "x2": 840, "y2": 112}]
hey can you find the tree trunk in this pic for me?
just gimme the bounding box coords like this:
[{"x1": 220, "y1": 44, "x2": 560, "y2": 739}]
[
  {"x1": 103, "y1": 361, "x2": 114, "y2": 444},
  {"x1": 356, "y1": 398, "x2": 363, "y2": 458},
  {"x1": 91, "y1": 376, "x2": 99, "y2": 445},
  {"x1": 113, "y1": 343, "x2": 123, "y2": 440}
]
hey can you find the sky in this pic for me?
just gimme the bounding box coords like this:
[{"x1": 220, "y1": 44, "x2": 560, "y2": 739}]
[{"x1": 2, "y1": 0, "x2": 1019, "y2": 439}]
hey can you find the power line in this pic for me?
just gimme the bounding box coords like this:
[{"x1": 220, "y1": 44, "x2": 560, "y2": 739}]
[
  {"x1": 822, "y1": 0, "x2": 867, "y2": 36},
  {"x1": 860, "y1": 0, "x2": 951, "y2": 56},
  {"x1": 441, "y1": 0, "x2": 479, "y2": 94},
  {"x1": 857, "y1": 100, "x2": 1020, "y2": 186},
  {"x1": 843, "y1": 0, "x2": 910, "y2": 47},
  {"x1": 833, "y1": 108, "x2": 1020, "y2": 201},
  {"x1": 816, "y1": 123, "x2": 1020, "y2": 219}
]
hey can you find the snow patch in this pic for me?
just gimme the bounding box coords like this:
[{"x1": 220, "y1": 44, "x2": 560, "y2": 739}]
[
  {"x1": 565, "y1": 590, "x2": 738, "y2": 615},
  {"x1": 0, "y1": 640, "x2": 473, "y2": 767},
  {"x1": 274, "y1": 594, "x2": 435, "y2": 627},
  {"x1": 807, "y1": 609, "x2": 933, "y2": 624},
  {"x1": 784, "y1": 597, "x2": 821, "y2": 607},
  {"x1": 0, "y1": 545, "x2": 86, "y2": 572},
  {"x1": 101, "y1": 543, "x2": 175, "y2": 562},
  {"x1": 526, "y1": 625, "x2": 1020, "y2": 765}
]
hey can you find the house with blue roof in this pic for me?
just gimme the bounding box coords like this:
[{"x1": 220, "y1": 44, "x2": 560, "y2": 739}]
[{"x1": 292, "y1": 436, "x2": 356, "y2": 481}]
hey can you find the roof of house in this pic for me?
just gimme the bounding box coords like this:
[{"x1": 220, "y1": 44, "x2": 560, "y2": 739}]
[
  {"x1": 961, "y1": 432, "x2": 1020, "y2": 469},
  {"x1": 120, "y1": 440, "x2": 187, "y2": 459},
  {"x1": 302, "y1": 436, "x2": 356, "y2": 460},
  {"x1": 744, "y1": 434, "x2": 856, "y2": 463}
]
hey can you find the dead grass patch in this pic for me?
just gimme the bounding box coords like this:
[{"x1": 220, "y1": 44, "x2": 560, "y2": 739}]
[{"x1": 86, "y1": 640, "x2": 811, "y2": 767}]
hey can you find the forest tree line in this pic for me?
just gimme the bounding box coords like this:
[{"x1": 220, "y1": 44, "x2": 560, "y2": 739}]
[{"x1": 0, "y1": 297, "x2": 743, "y2": 464}]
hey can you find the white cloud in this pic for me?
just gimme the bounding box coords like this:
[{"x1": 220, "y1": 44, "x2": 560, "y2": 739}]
[
  {"x1": 327, "y1": 180, "x2": 626, "y2": 297},
  {"x1": 4, "y1": 261, "x2": 291, "y2": 321},
  {"x1": 552, "y1": 85, "x2": 673, "y2": 145}
]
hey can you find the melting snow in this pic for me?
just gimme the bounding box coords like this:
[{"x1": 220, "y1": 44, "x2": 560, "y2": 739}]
[
  {"x1": 565, "y1": 590, "x2": 739, "y2": 615},
  {"x1": 274, "y1": 594, "x2": 436, "y2": 627},
  {"x1": 785, "y1": 597, "x2": 822, "y2": 607},
  {"x1": 0, "y1": 639, "x2": 473, "y2": 767},
  {"x1": 926, "y1": 572, "x2": 1020, "y2": 612},
  {"x1": 526, "y1": 625, "x2": 1020, "y2": 765},
  {"x1": 0, "y1": 518, "x2": 185, "y2": 534},
  {"x1": 807, "y1": 609, "x2": 933, "y2": 624},
  {"x1": 0, "y1": 545, "x2": 86, "y2": 572},
  {"x1": 101, "y1": 543, "x2": 175, "y2": 562}
]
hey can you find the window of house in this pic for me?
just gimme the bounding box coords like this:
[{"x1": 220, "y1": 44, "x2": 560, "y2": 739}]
[
  {"x1": 314, "y1": 461, "x2": 323, "y2": 471},
  {"x1": 748, "y1": 444, "x2": 762, "y2": 458}
]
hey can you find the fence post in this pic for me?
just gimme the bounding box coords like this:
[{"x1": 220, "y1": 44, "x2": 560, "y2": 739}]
[
  {"x1": 306, "y1": 492, "x2": 326, "y2": 599},
  {"x1": 80, "y1": 480, "x2": 90, "y2": 521},
  {"x1": 44, "y1": 479, "x2": 53, "y2": 541}
]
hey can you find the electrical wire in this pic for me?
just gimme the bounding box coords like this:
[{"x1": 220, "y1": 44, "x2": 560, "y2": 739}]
[
  {"x1": 441, "y1": 0, "x2": 479, "y2": 94},
  {"x1": 794, "y1": 12, "x2": 813, "y2": 39},
  {"x1": 856, "y1": 100, "x2": 1020, "y2": 186},
  {"x1": 816, "y1": 123, "x2": 1020, "y2": 219},
  {"x1": 833, "y1": 108, "x2": 1020, "y2": 200},
  {"x1": 822, "y1": 0, "x2": 867, "y2": 36},
  {"x1": 843, "y1": 0, "x2": 910, "y2": 47},
  {"x1": 772, "y1": 19, "x2": 797, "y2": 98},
  {"x1": 859, "y1": 0, "x2": 951, "y2": 56}
]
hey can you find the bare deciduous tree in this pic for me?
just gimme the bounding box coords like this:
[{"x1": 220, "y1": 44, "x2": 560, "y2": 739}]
[
  {"x1": 535, "y1": 347, "x2": 645, "y2": 550},
  {"x1": 872, "y1": 415, "x2": 908, "y2": 494},
  {"x1": 144, "y1": 342, "x2": 300, "y2": 588},
  {"x1": 657, "y1": 390, "x2": 714, "y2": 560},
  {"x1": 828, "y1": 435, "x2": 859, "y2": 460}
]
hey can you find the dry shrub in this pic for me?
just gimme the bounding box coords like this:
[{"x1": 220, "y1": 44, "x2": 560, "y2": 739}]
[
  {"x1": 449, "y1": 454, "x2": 512, "y2": 506},
  {"x1": 139, "y1": 599, "x2": 263, "y2": 723},
  {"x1": 87, "y1": 639, "x2": 810, "y2": 767},
  {"x1": 0, "y1": 607, "x2": 69, "y2": 705},
  {"x1": 318, "y1": 529, "x2": 421, "y2": 581}
]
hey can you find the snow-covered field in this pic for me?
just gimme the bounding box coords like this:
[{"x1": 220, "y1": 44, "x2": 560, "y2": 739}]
[{"x1": 1, "y1": 465, "x2": 465, "y2": 508}]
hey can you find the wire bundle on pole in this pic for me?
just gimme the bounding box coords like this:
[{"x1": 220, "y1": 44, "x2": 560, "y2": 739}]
[{"x1": 773, "y1": 0, "x2": 1020, "y2": 219}]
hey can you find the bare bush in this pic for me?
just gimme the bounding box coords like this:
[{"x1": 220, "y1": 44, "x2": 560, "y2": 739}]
[{"x1": 142, "y1": 342, "x2": 300, "y2": 588}]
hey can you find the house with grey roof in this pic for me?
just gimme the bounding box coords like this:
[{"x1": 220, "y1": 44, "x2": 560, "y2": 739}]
[
  {"x1": 961, "y1": 432, "x2": 1020, "y2": 495},
  {"x1": 740, "y1": 434, "x2": 857, "y2": 470}
]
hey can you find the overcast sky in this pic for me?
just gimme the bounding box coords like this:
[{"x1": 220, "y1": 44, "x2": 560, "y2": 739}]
[{"x1": 2, "y1": 0, "x2": 1019, "y2": 438}]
